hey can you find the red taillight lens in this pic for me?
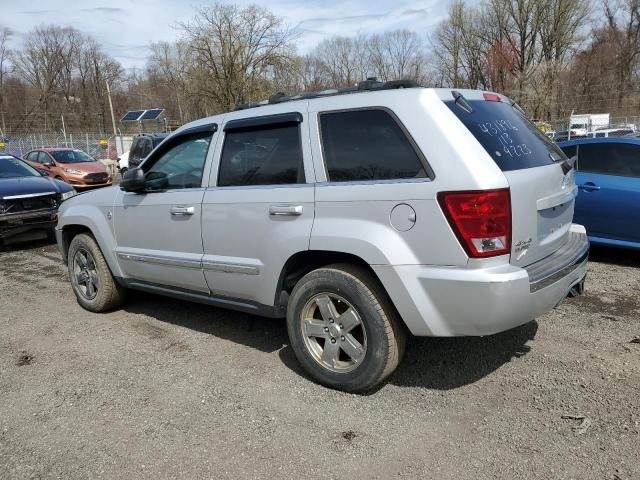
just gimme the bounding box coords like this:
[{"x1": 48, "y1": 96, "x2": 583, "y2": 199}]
[
  {"x1": 483, "y1": 92, "x2": 502, "y2": 102},
  {"x1": 437, "y1": 189, "x2": 511, "y2": 258}
]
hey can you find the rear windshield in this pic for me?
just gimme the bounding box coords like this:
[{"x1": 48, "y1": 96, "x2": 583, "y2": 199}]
[{"x1": 446, "y1": 99, "x2": 566, "y2": 171}]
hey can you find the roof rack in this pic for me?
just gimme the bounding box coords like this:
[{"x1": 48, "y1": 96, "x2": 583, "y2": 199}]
[{"x1": 234, "y1": 78, "x2": 420, "y2": 111}]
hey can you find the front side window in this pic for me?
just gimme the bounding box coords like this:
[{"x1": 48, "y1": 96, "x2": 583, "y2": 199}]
[
  {"x1": 38, "y1": 152, "x2": 51, "y2": 164},
  {"x1": 144, "y1": 134, "x2": 211, "y2": 190},
  {"x1": 320, "y1": 109, "x2": 427, "y2": 182},
  {"x1": 578, "y1": 142, "x2": 640, "y2": 177},
  {"x1": 218, "y1": 124, "x2": 304, "y2": 187}
]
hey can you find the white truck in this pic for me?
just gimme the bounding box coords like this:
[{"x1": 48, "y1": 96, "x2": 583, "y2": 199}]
[{"x1": 569, "y1": 113, "x2": 610, "y2": 136}]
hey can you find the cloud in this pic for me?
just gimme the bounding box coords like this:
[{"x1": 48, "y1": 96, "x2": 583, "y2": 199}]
[
  {"x1": 80, "y1": 7, "x2": 125, "y2": 13},
  {"x1": 18, "y1": 10, "x2": 60, "y2": 15}
]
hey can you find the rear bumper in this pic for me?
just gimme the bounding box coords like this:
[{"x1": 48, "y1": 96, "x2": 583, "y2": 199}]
[{"x1": 374, "y1": 224, "x2": 589, "y2": 337}]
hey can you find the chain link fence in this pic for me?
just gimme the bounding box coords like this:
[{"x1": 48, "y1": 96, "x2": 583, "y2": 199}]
[{"x1": 0, "y1": 132, "x2": 134, "y2": 179}]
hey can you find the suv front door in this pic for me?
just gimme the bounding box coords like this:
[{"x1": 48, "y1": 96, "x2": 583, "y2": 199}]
[
  {"x1": 201, "y1": 111, "x2": 315, "y2": 310},
  {"x1": 113, "y1": 125, "x2": 217, "y2": 292}
]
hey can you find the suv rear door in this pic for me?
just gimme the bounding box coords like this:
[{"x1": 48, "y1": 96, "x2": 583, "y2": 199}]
[
  {"x1": 445, "y1": 92, "x2": 576, "y2": 267},
  {"x1": 201, "y1": 110, "x2": 315, "y2": 309}
]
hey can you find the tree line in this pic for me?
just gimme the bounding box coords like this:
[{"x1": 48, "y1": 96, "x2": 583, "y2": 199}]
[{"x1": 1, "y1": 0, "x2": 639, "y2": 135}]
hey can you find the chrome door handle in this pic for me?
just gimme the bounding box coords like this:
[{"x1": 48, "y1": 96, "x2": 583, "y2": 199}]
[
  {"x1": 577, "y1": 183, "x2": 600, "y2": 192},
  {"x1": 269, "y1": 205, "x2": 303, "y2": 216},
  {"x1": 170, "y1": 206, "x2": 195, "y2": 216}
]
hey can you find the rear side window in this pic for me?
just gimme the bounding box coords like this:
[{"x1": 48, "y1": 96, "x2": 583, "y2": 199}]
[
  {"x1": 319, "y1": 109, "x2": 427, "y2": 182},
  {"x1": 446, "y1": 99, "x2": 566, "y2": 171},
  {"x1": 578, "y1": 143, "x2": 640, "y2": 178},
  {"x1": 218, "y1": 124, "x2": 304, "y2": 187}
]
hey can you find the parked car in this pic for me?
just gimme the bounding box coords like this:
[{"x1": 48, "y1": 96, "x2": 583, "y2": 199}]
[
  {"x1": 56, "y1": 83, "x2": 588, "y2": 392},
  {"x1": 128, "y1": 133, "x2": 169, "y2": 169},
  {"x1": 558, "y1": 137, "x2": 640, "y2": 249},
  {"x1": 23, "y1": 148, "x2": 112, "y2": 190},
  {"x1": 117, "y1": 150, "x2": 130, "y2": 174},
  {"x1": 0, "y1": 154, "x2": 75, "y2": 243}
]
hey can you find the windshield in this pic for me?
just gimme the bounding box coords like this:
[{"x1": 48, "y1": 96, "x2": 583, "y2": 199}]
[
  {"x1": 446, "y1": 99, "x2": 567, "y2": 171},
  {"x1": 0, "y1": 156, "x2": 41, "y2": 178},
  {"x1": 50, "y1": 150, "x2": 95, "y2": 164}
]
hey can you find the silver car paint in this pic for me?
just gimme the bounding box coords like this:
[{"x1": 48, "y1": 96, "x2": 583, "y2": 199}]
[{"x1": 56, "y1": 87, "x2": 588, "y2": 337}]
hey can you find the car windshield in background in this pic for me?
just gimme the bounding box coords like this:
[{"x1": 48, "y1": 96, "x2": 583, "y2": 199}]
[
  {"x1": 446, "y1": 99, "x2": 567, "y2": 171},
  {"x1": 0, "y1": 156, "x2": 41, "y2": 178},
  {"x1": 50, "y1": 150, "x2": 95, "y2": 164}
]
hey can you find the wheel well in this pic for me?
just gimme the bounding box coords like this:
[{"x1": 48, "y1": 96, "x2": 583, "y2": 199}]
[
  {"x1": 275, "y1": 250, "x2": 379, "y2": 311},
  {"x1": 60, "y1": 225, "x2": 92, "y2": 260}
]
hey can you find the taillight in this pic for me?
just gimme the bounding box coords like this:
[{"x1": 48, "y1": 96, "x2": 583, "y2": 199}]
[{"x1": 437, "y1": 189, "x2": 511, "y2": 258}]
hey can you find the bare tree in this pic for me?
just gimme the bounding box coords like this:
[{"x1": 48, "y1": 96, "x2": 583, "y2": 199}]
[
  {"x1": 311, "y1": 35, "x2": 371, "y2": 87},
  {"x1": 368, "y1": 30, "x2": 427, "y2": 82},
  {"x1": 604, "y1": 0, "x2": 640, "y2": 107},
  {"x1": 0, "y1": 27, "x2": 12, "y2": 133},
  {"x1": 178, "y1": 3, "x2": 298, "y2": 111}
]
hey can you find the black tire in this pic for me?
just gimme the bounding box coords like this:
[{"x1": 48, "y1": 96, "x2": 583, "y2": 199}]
[
  {"x1": 67, "y1": 233, "x2": 125, "y2": 312},
  {"x1": 286, "y1": 263, "x2": 407, "y2": 393}
]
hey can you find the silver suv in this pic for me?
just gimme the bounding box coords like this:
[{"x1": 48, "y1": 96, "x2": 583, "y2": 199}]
[{"x1": 56, "y1": 82, "x2": 588, "y2": 392}]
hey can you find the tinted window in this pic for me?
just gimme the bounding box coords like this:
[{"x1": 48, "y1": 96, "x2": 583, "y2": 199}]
[
  {"x1": 320, "y1": 109, "x2": 426, "y2": 182},
  {"x1": 0, "y1": 156, "x2": 40, "y2": 178},
  {"x1": 144, "y1": 134, "x2": 211, "y2": 190},
  {"x1": 218, "y1": 124, "x2": 304, "y2": 187},
  {"x1": 49, "y1": 150, "x2": 94, "y2": 163},
  {"x1": 141, "y1": 138, "x2": 153, "y2": 157},
  {"x1": 560, "y1": 145, "x2": 577, "y2": 161},
  {"x1": 578, "y1": 142, "x2": 640, "y2": 177},
  {"x1": 446, "y1": 99, "x2": 566, "y2": 171}
]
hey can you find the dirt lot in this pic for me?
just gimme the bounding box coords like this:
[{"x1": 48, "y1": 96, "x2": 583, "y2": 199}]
[{"x1": 0, "y1": 239, "x2": 639, "y2": 480}]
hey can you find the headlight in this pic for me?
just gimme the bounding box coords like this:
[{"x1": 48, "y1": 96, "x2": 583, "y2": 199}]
[
  {"x1": 61, "y1": 189, "x2": 77, "y2": 201},
  {"x1": 64, "y1": 168, "x2": 83, "y2": 175}
]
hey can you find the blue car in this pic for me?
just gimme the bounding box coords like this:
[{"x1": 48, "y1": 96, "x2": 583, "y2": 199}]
[{"x1": 557, "y1": 138, "x2": 640, "y2": 249}]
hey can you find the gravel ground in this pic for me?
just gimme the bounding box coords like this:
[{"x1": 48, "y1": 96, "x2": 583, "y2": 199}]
[{"x1": 0, "y1": 239, "x2": 639, "y2": 479}]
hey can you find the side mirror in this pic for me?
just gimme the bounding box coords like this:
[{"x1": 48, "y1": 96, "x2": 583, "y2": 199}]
[
  {"x1": 44, "y1": 161, "x2": 54, "y2": 167},
  {"x1": 120, "y1": 167, "x2": 146, "y2": 192}
]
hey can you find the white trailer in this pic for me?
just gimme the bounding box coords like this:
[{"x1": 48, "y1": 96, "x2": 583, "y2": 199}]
[{"x1": 569, "y1": 113, "x2": 610, "y2": 136}]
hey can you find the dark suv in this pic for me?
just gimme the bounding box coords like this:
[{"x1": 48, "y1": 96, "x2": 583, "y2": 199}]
[{"x1": 128, "y1": 133, "x2": 169, "y2": 168}]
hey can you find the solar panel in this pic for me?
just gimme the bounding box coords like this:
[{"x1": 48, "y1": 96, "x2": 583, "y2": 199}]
[
  {"x1": 120, "y1": 110, "x2": 145, "y2": 122},
  {"x1": 139, "y1": 108, "x2": 164, "y2": 120}
]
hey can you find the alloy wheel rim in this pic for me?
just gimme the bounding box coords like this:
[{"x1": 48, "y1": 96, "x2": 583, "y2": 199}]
[
  {"x1": 300, "y1": 293, "x2": 367, "y2": 373},
  {"x1": 72, "y1": 248, "x2": 99, "y2": 300}
]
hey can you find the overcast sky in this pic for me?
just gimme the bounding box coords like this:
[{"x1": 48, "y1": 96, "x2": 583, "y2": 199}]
[{"x1": 1, "y1": 0, "x2": 452, "y2": 69}]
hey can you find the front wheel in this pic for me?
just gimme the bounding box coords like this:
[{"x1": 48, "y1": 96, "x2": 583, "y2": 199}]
[
  {"x1": 287, "y1": 264, "x2": 407, "y2": 393},
  {"x1": 67, "y1": 233, "x2": 125, "y2": 312}
]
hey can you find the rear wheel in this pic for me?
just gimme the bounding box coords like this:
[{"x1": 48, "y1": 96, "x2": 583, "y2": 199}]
[
  {"x1": 67, "y1": 233, "x2": 125, "y2": 312},
  {"x1": 287, "y1": 264, "x2": 407, "y2": 393}
]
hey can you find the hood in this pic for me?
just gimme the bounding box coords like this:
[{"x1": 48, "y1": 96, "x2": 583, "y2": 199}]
[
  {"x1": 60, "y1": 161, "x2": 108, "y2": 173},
  {"x1": 0, "y1": 176, "x2": 72, "y2": 199}
]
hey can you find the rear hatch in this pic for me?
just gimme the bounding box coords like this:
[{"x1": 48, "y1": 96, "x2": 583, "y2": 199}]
[{"x1": 444, "y1": 91, "x2": 576, "y2": 267}]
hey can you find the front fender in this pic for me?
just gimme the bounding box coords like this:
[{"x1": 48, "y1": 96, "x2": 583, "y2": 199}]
[{"x1": 57, "y1": 191, "x2": 123, "y2": 278}]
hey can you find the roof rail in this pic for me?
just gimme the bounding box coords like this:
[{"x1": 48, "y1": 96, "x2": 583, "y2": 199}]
[{"x1": 234, "y1": 78, "x2": 421, "y2": 111}]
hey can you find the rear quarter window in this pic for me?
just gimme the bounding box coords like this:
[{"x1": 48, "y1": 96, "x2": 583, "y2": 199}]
[{"x1": 446, "y1": 99, "x2": 566, "y2": 171}]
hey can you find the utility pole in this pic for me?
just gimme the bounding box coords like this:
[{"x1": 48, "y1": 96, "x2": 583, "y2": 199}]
[{"x1": 106, "y1": 81, "x2": 117, "y2": 137}]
